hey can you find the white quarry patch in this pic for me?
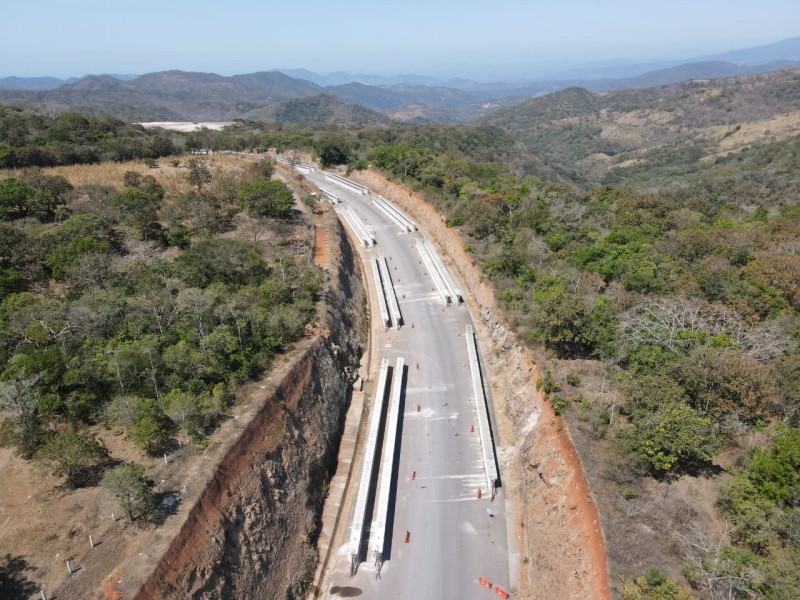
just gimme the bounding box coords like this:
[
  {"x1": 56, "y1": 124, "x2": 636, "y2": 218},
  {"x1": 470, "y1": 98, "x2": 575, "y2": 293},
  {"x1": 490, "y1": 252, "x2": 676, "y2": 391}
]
[{"x1": 136, "y1": 121, "x2": 235, "y2": 131}]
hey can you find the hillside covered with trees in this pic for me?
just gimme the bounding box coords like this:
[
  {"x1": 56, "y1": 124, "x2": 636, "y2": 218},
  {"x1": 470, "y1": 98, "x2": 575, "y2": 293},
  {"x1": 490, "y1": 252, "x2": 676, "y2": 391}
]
[
  {"x1": 0, "y1": 125, "x2": 322, "y2": 542},
  {"x1": 201, "y1": 104, "x2": 798, "y2": 598},
  {"x1": 1, "y1": 64, "x2": 798, "y2": 598}
]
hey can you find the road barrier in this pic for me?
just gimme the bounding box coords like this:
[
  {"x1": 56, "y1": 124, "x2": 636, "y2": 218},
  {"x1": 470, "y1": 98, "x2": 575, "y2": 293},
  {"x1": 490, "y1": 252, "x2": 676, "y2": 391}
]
[
  {"x1": 325, "y1": 172, "x2": 369, "y2": 195},
  {"x1": 371, "y1": 260, "x2": 391, "y2": 330},
  {"x1": 465, "y1": 325, "x2": 500, "y2": 495},
  {"x1": 416, "y1": 241, "x2": 450, "y2": 305},
  {"x1": 371, "y1": 357, "x2": 405, "y2": 563},
  {"x1": 339, "y1": 206, "x2": 375, "y2": 247},
  {"x1": 372, "y1": 194, "x2": 417, "y2": 232},
  {"x1": 378, "y1": 256, "x2": 403, "y2": 328},
  {"x1": 349, "y1": 358, "x2": 390, "y2": 568}
]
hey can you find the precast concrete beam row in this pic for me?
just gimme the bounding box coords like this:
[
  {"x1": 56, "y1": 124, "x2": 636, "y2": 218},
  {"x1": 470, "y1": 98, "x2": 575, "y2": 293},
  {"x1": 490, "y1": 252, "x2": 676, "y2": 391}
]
[
  {"x1": 325, "y1": 172, "x2": 369, "y2": 195},
  {"x1": 416, "y1": 241, "x2": 450, "y2": 305},
  {"x1": 418, "y1": 239, "x2": 462, "y2": 304},
  {"x1": 371, "y1": 259, "x2": 391, "y2": 330},
  {"x1": 378, "y1": 256, "x2": 403, "y2": 329},
  {"x1": 465, "y1": 325, "x2": 499, "y2": 492},
  {"x1": 372, "y1": 195, "x2": 417, "y2": 232},
  {"x1": 371, "y1": 357, "x2": 406, "y2": 559},
  {"x1": 349, "y1": 358, "x2": 391, "y2": 560},
  {"x1": 339, "y1": 206, "x2": 375, "y2": 247},
  {"x1": 322, "y1": 189, "x2": 341, "y2": 204}
]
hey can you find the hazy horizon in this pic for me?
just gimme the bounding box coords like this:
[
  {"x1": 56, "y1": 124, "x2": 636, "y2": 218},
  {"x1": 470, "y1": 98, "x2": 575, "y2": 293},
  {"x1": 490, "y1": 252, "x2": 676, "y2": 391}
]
[{"x1": 3, "y1": 0, "x2": 800, "y2": 80}]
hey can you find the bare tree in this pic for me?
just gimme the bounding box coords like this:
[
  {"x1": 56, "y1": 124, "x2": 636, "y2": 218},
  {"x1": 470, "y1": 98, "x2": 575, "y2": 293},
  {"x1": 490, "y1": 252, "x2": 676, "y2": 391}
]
[
  {"x1": 672, "y1": 523, "x2": 758, "y2": 600},
  {"x1": 618, "y1": 296, "x2": 791, "y2": 360}
]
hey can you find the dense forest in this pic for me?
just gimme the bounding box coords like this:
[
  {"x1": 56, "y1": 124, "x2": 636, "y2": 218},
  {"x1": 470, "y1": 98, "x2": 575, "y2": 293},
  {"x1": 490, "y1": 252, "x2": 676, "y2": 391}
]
[
  {"x1": 1, "y1": 81, "x2": 798, "y2": 599},
  {"x1": 0, "y1": 122, "x2": 321, "y2": 527},
  {"x1": 0, "y1": 106, "x2": 177, "y2": 168}
]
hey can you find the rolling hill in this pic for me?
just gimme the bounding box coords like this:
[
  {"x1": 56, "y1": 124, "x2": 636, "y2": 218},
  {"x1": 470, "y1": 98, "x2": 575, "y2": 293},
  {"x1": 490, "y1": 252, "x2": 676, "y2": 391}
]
[{"x1": 479, "y1": 67, "x2": 800, "y2": 193}]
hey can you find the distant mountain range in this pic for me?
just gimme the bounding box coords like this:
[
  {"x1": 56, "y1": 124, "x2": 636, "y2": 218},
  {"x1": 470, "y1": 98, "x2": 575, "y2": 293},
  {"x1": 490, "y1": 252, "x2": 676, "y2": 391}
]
[
  {"x1": 1, "y1": 36, "x2": 799, "y2": 124},
  {"x1": 478, "y1": 67, "x2": 800, "y2": 185}
]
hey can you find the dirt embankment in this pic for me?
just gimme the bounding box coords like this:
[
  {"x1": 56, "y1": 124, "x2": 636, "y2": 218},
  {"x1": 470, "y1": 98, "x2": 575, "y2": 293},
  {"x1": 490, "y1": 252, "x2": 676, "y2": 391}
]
[
  {"x1": 350, "y1": 170, "x2": 610, "y2": 599},
  {"x1": 134, "y1": 218, "x2": 366, "y2": 599}
]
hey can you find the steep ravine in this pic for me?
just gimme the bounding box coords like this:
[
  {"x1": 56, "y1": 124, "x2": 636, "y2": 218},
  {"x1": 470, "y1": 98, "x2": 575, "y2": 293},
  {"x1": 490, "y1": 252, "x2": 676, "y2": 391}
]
[{"x1": 135, "y1": 218, "x2": 366, "y2": 600}]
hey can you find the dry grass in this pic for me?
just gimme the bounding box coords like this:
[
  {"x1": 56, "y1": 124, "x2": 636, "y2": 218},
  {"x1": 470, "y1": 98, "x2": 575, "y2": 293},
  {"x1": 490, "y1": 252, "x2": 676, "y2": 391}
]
[{"x1": 2, "y1": 153, "x2": 264, "y2": 196}]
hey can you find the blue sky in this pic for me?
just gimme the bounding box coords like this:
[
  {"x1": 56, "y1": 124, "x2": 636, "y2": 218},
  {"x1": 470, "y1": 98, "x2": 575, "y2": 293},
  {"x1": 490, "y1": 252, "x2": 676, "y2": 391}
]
[{"x1": 3, "y1": 0, "x2": 799, "y2": 78}]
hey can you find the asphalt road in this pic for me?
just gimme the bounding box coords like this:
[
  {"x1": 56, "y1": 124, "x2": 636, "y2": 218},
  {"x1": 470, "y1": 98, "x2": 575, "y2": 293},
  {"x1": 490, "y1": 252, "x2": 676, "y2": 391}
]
[{"x1": 305, "y1": 171, "x2": 512, "y2": 600}]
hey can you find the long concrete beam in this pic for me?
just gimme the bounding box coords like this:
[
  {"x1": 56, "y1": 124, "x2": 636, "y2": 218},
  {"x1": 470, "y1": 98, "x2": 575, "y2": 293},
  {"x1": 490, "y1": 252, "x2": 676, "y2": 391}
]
[
  {"x1": 339, "y1": 206, "x2": 375, "y2": 247},
  {"x1": 322, "y1": 189, "x2": 341, "y2": 204},
  {"x1": 372, "y1": 195, "x2": 417, "y2": 232},
  {"x1": 325, "y1": 172, "x2": 369, "y2": 195},
  {"x1": 416, "y1": 240, "x2": 450, "y2": 305},
  {"x1": 422, "y1": 239, "x2": 463, "y2": 303},
  {"x1": 349, "y1": 358, "x2": 391, "y2": 562},
  {"x1": 378, "y1": 256, "x2": 402, "y2": 329},
  {"x1": 465, "y1": 325, "x2": 499, "y2": 493},
  {"x1": 371, "y1": 260, "x2": 391, "y2": 330},
  {"x1": 370, "y1": 357, "x2": 405, "y2": 561}
]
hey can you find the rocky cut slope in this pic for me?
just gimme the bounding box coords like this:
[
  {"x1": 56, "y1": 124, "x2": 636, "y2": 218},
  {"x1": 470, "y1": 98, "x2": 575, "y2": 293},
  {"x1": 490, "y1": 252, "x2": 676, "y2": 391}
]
[{"x1": 135, "y1": 216, "x2": 367, "y2": 599}]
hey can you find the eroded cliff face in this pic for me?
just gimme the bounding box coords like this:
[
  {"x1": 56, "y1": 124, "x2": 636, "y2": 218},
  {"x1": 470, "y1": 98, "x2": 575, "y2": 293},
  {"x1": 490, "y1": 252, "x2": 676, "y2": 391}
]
[{"x1": 136, "y1": 219, "x2": 366, "y2": 600}]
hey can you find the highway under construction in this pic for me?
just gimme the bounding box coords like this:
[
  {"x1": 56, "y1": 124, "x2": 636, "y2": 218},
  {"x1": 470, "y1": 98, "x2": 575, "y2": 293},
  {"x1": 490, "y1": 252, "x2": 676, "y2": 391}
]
[{"x1": 303, "y1": 169, "x2": 514, "y2": 600}]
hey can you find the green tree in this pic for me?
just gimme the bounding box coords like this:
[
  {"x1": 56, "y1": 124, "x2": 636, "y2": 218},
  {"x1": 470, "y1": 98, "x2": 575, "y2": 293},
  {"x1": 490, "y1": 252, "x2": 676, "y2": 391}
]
[
  {"x1": 315, "y1": 134, "x2": 350, "y2": 167},
  {"x1": 46, "y1": 236, "x2": 110, "y2": 280},
  {"x1": 126, "y1": 398, "x2": 174, "y2": 455},
  {"x1": 238, "y1": 180, "x2": 294, "y2": 219},
  {"x1": 746, "y1": 428, "x2": 800, "y2": 505},
  {"x1": 101, "y1": 463, "x2": 157, "y2": 522},
  {"x1": 620, "y1": 401, "x2": 719, "y2": 475},
  {"x1": 0, "y1": 178, "x2": 31, "y2": 219},
  {"x1": 621, "y1": 567, "x2": 696, "y2": 600},
  {"x1": 530, "y1": 280, "x2": 596, "y2": 358},
  {"x1": 186, "y1": 158, "x2": 212, "y2": 193},
  {"x1": 174, "y1": 238, "x2": 266, "y2": 287},
  {"x1": 0, "y1": 374, "x2": 47, "y2": 458},
  {"x1": 34, "y1": 426, "x2": 109, "y2": 487}
]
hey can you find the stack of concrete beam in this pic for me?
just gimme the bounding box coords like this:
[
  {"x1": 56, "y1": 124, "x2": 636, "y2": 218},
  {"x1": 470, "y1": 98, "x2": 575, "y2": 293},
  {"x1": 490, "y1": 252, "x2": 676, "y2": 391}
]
[
  {"x1": 339, "y1": 206, "x2": 375, "y2": 247},
  {"x1": 416, "y1": 239, "x2": 461, "y2": 305},
  {"x1": 325, "y1": 172, "x2": 369, "y2": 195},
  {"x1": 377, "y1": 256, "x2": 403, "y2": 328},
  {"x1": 372, "y1": 195, "x2": 417, "y2": 232},
  {"x1": 465, "y1": 325, "x2": 499, "y2": 492},
  {"x1": 349, "y1": 358, "x2": 391, "y2": 563}
]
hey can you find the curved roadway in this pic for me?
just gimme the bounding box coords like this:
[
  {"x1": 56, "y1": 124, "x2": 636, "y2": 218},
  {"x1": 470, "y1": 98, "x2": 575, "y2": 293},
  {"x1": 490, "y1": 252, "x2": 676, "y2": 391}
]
[{"x1": 306, "y1": 171, "x2": 513, "y2": 600}]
